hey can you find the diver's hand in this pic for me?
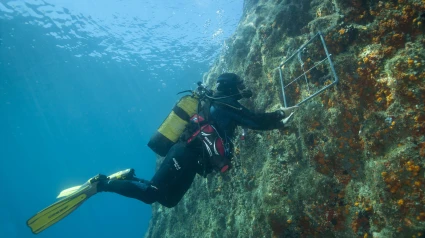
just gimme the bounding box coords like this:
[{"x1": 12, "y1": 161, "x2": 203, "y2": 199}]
[
  {"x1": 280, "y1": 113, "x2": 294, "y2": 129},
  {"x1": 282, "y1": 112, "x2": 295, "y2": 124},
  {"x1": 280, "y1": 106, "x2": 299, "y2": 117}
]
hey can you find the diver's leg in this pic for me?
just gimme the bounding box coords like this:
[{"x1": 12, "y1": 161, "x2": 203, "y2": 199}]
[
  {"x1": 151, "y1": 142, "x2": 200, "y2": 208},
  {"x1": 96, "y1": 169, "x2": 160, "y2": 204},
  {"x1": 98, "y1": 142, "x2": 200, "y2": 207},
  {"x1": 100, "y1": 179, "x2": 159, "y2": 204}
]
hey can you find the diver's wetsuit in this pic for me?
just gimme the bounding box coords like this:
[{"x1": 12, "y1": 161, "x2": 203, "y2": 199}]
[
  {"x1": 102, "y1": 142, "x2": 201, "y2": 208},
  {"x1": 101, "y1": 92, "x2": 286, "y2": 208}
]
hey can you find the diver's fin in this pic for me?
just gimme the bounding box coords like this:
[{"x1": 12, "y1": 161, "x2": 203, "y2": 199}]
[
  {"x1": 56, "y1": 169, "x2": 134, "y2": 199},
  {"x1": 27, "y1": 169, "x2": 134, "y2": 234},
  {"x1": 26, "y1": 176, "x2": 103, "y2": 234},
  {"x1": 107, "y1": 168, "x2": 134, "y2": 180},
  {"x1": 56, "y1": 185, "x2": 83, "y2": 199}
]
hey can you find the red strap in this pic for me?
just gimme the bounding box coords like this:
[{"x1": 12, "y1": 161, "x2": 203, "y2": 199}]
[
  {"x1": 187, "y1": 125, "x2": 209, "y2": 143},
  {"x1": 215, "y1": 137, "x2": 225, "y2": 156},
  {"x1": 221, "y1": 165, "x2": 229, "y2": 173}
]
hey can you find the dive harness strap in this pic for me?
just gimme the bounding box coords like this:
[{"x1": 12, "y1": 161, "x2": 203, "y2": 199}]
[{"x1": 185, "y1": 112, "x2": 231, "y2": 173}]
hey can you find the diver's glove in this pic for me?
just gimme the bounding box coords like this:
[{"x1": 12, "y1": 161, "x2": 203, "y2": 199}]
[
  {"x1": 282, "y1": 111, "x2": 295, "y2": 123},
  {"x1": 275, "y1": 106, "x2": 298, "y2": 120},
  {"x1": 280, "y1": 106, "x2": 299, "y2": 117},
  {"x1": 275, "y1": 110, "x2": 286, "y2": 120},
  {"x1": 281, "y1": 112, "x2": 295, "y2": 128}
]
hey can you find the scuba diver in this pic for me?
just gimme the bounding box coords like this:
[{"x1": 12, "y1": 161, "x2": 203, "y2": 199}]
[{"x1": 27, "y1": 73, "x2": 298, "y2": 234}]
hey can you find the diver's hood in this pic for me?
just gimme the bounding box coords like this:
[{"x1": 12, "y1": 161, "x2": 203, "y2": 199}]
[{"x1": 213, "y1": 89, "x2": 253, "y2": 101}]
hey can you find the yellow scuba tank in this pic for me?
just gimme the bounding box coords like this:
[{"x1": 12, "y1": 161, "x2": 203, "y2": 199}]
[{"x1": 148, "y1": 95, "x2": 199, "y2": 156}]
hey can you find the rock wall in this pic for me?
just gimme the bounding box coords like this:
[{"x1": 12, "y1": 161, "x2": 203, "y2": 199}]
[{"x1": 145, "y1": 0, "x2": 425, "y2": 237}]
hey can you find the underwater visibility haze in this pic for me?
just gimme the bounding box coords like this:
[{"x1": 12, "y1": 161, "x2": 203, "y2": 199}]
[
  {"x1": 0, "y1": 0, "x2": 243, "y2": 237},
  {"x1": 3, "y1": 0, "x2": 425, "y2": 237}
]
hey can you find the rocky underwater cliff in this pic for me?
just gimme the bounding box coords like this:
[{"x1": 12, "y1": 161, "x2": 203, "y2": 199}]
[{"x1": 145, "y1": 0, "x2": 425, "y2": 237}]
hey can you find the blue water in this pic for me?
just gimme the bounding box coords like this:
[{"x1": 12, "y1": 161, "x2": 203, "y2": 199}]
[{"x1": 0, "y1": 1, "x2": 242, "y2": 237}]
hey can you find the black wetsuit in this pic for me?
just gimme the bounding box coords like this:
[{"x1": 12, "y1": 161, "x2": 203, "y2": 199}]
[{"x1": 101, "y1": 92, "x2": 286, "y2": 208}]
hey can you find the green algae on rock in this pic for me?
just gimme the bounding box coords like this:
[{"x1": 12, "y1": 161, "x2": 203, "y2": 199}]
[{"x1": 145, "y1": 0, "x2": 425, "y2": 237}]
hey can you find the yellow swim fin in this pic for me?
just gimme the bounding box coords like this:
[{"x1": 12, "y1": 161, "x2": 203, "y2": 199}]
[
  {"x1": 56, "y1": 168, "x2": 133, "y2": 199},
  {"x1": 56, "y1": 185, "x2": 83, "y2": 199},
  {"x1": 27, "y1": 169, "x2": 134, "y2": 234},
  {"x1": 26, "y1": 176, "x2": 103, "y2": 234}
]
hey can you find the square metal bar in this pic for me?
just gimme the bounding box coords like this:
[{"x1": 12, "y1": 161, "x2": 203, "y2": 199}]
[{"x1": 277, "y1": 31, "x2": 339, "y2": 107}]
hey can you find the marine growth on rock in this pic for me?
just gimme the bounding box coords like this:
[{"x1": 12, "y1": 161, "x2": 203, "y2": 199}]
[{"x1": 145, "y1": 1, "x2": 425, "y2": 237}]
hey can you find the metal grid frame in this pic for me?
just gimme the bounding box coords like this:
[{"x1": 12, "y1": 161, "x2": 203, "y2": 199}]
[{"x1": 278, "y1": 31, "x2": 339, "y2": 107}]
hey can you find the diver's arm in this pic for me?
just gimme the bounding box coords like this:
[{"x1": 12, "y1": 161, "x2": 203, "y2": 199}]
[
  {"x1": 216, "y1": 102, "x2": 284, "y2": 130},
  {"x1": 240, "y1": 105, "x2": 299, "y2": 129},
  {"x1": 213, "y1": 101, "x2": 296, "y2": 130},
  {"x1": 234, "y1": 104, "x2": 298, "y2": 130},
  {"x1": 237, "y1": 107, "x2": 286, "y2": 130}
]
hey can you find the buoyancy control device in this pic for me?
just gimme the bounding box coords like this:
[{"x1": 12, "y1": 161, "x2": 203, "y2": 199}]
[{"x1": 185, "y1": 113, "x2": 231, "y2": 173}]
